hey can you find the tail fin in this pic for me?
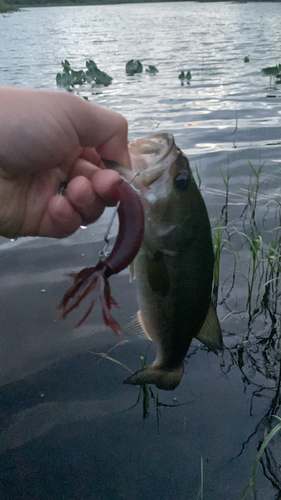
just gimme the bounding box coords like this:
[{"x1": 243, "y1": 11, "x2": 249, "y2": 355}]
[{"x1": 124, "y1": 364, "x2": 184, "y2": 391}]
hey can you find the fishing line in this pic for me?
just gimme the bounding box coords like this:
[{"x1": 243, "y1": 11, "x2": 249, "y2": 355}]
[{"x1": 98, "y1": 172, "x2": 140, "y2": 259}]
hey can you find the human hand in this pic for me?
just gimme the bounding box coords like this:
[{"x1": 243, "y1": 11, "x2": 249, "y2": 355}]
[{"x1": 0, "y1": 87, "x2": 131, "y2": 239}]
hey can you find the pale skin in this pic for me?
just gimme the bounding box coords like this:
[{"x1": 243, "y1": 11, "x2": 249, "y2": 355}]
[{"x1": 0, "y1": 87, "x2": 131, "y2": 239}]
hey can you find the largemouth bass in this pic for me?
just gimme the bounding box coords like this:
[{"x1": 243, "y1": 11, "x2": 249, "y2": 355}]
[{"x1": 108, "y1": 133, "x2": 222, "y2": 391}]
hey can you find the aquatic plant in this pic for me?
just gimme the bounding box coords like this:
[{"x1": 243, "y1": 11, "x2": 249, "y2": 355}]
[
  {"x1": 125, "y1": 61, "x2": 159, "y2": 76},
  {"x1": 126, "y1": 59, "x2": 143, "y2": 76},
  {"x1": 261, "y1": 64, "x2": 281, "y2": 86},
  {"x1": 56, "y1": 59, "x2": 84, "y2": 88},
  {"x1": 85, "y1": 59, "x2": 113, "y2": 86},
  {"x1": 178, "y1": 70, "x2": 192, "y2": 84},
  {"x1": 196, "y1": 457, "x2": 204, "y2": 500},
  {"x1": 210, "y1": 158, "x2": 281, "y2": 496},
  {"x1": 236, "y1": 230, "x2": 264, "y2": 322},
  {"x1": 56, "y1": 59, "x2": 112, "y2": 89},
  {"x1": 90, "y1": 346, "x2": 192, "y2": 428},
  {"x1": 212, "y1": 222, "x2": 232, "y2": 308},
  {"x1": 240, "y1": 416, "x2": 281, "y2": 499},
  {"x1": 146, "y1": 65, "x2": 159, "y2": 74},
  {"x1": 195, "y1": 163, "x2": 202, "y2": 189},
  {"x1": 90, "y1": 347, "x2": 153, "y2": 419}
]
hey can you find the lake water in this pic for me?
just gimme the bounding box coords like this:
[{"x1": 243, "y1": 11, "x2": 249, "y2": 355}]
[{"x1": 1, "y1": 2, "x2": 281, "y2": 499}]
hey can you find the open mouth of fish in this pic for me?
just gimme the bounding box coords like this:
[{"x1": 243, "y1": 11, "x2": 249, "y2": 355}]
[
  {"x1": 103, "y1": 133, "x2": 178, "y2": 188},
  {"x1": 128, "y1": 133, "x2": 178, "y2": 187},
  {"x1": 129, "y1": 133, "x2": 174, "y2": 167}
]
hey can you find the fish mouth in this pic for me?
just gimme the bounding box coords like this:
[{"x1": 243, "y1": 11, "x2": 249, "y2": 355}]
[
  {"x1": 130, "y1": 133, "x2": 175, "y2": 168},
  {"x1": 129, "y1": 133, "x2": 178, "y2": 187},
  {"x1": 102, "y1": 133, "x2": 177, "y2": 188}
]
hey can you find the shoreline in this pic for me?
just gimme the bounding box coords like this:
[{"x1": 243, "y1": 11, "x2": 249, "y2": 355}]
[{"x1": 2, "y1": 0, "x2": 281, "y2": 12}]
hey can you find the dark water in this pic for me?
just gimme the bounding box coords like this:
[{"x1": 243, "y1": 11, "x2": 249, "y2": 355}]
[{"x1": 1, "y1": 2, "x2": 281, "y2": 499}]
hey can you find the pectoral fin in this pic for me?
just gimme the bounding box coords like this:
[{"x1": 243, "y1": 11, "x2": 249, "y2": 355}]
[{"x1": 195, "y1": 303, "x2": 223, "y2": 351}]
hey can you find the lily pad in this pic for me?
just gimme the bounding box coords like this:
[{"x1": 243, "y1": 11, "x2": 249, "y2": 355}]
[
  {"x1": 146, "y1": 65, "x2": 159, "y2": 74},
  {"x1": 56, "y1": 59, "x2": 112, "y2": 88},
  {"x1": 61, "y1": 59, "x2": 71, "y2": 72},
  {"x1": 86, "y1": 59, "x2": 98, "y2": 72},
  {"x1": 85, "y1": 60, "x2": 112, "y2": 86},
  {"x1": 126, "y1": 60, "x2": 143, "y2": 76},
  {"x1": 56, "y1": 72, "x2": 73, "y2": 87},
  {"x1": 261, "y1": 64, "x2": 281, "y2": 77},
  {"x1": 70, "y1": 70, "x2": 86, "y2": 86}
]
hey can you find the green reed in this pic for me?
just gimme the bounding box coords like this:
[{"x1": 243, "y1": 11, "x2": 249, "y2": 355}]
[
  {"x1": 220, "y1": 167, "x2": 232, "y2": 225},
  {"x1": 240, "y1": 416, "x2": 281, "y2": 500},
  {"x1": 212, "y1": 222, "x2": 229, "y2": 307},
  {"x1": 211, "y1": 159, "x2": 281, "y2": 317},
  {"x1": 196, "y1": 457, "x2": 204, "y2": 500},
  {"x1": 195, "y1": 164, "x2": 202, "y2": 190},
  {"x1": 235, "y1": 231, "x2": 264, "y2": 323},
  {"x1": 211, "y1": 161, "x2": 281, "y2": 497},
  {"x1": 90, "y1": 346, "x2": 154, "y2": 420},
  {"x1": 243, "y1": 160, "x2": 265, "y2": 223}
]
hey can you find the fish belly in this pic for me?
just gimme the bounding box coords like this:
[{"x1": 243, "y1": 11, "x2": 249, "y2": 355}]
[{"x1": 124, "y1": 241, "x2": 213, "y2": 390}]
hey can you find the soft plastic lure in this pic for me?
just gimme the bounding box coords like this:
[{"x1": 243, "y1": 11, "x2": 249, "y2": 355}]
[{"x1": 58, "y1": 177, "x2": 144, "y2": 336}]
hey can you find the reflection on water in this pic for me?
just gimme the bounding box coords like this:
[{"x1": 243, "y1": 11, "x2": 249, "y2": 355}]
[{"x1": 1, "y1": 2, "x2": 281, "y2": 499}]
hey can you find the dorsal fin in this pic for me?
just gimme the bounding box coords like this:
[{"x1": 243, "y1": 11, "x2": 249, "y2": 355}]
[{"x1": 195, "y1": 303, "x2": 223, "y2": 351}]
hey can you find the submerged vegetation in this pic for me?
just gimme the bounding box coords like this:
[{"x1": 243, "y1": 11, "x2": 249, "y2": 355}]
[{"x1": 210, "y1": 159, "x2": 281, "y2": 498}]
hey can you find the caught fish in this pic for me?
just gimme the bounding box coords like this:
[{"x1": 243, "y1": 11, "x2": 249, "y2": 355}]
[
  {"x1": 106, "y1": 133, "x2": 222, "y2": 391},
  {"x1": 58, "y1": 178, "x2": 145, "y2": 335}
]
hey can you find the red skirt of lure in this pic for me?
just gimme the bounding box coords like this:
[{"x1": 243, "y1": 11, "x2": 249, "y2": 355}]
[
  {"x1": 58, "y1": 178, "x2": 144, "y2": 337},
  {"x1": 59, "y1": 264, "x2": 120, "y2": 336}
]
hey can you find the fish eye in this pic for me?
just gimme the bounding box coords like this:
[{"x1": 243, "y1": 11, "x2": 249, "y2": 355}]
[{"x1": 174, "y1": 171, "x2": 189, "y2": 190}]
